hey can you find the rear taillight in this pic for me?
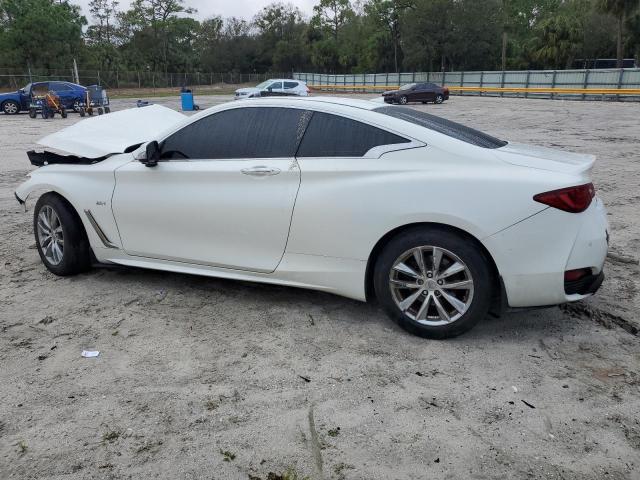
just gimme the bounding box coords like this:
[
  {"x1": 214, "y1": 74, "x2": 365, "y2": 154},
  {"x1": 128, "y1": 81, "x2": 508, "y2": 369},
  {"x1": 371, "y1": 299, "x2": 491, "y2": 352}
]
[{"x1": 533, "y1": 183, "x2": 595, "y2": 213}]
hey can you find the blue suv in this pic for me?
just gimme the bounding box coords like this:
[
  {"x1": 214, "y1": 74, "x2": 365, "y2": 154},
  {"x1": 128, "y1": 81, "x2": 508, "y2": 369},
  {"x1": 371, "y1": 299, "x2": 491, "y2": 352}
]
[{"x1": 1, "y1": 81, "x2": 86, "y2": 115}]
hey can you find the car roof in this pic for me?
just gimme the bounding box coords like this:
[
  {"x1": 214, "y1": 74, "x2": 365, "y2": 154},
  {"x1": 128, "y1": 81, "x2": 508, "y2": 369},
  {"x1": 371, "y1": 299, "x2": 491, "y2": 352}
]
[
  {"x1": 256, "y1": 95, "x2": 378, "y2": 111},
  {"x1": 267, "y1": 79, "x2": 305, "y2": 83}
]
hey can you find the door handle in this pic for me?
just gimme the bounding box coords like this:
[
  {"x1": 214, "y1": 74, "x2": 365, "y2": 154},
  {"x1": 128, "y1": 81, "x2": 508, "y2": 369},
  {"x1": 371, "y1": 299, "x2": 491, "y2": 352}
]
[{"x1": 241, "y1": 166, "x2": 281, "y2": 176}]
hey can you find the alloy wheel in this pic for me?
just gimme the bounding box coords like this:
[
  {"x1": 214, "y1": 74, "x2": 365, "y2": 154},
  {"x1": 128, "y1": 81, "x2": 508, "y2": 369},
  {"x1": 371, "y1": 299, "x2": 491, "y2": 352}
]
[
  {"x1": 3, "y1": 102, "x2": 18, "y2": 114},
  {"x1": 389, "y1": 246, "x2": 474, "y2": 326},
  {"x1": 37, "y1": 206, "x2": 64, "y2": 265},
  {"x1": 399, "y1": 96, "x2": 408, "y2": 105},
  {"x1": 435, "y1": 94, "x2": 444, "y2": 104}
]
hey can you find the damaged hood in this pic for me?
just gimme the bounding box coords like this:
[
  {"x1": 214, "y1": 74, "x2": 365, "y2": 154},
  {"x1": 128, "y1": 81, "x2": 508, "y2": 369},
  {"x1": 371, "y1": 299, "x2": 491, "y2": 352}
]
[{"x1": 37, "y1": 105, "x2": 186, "y2": 158}]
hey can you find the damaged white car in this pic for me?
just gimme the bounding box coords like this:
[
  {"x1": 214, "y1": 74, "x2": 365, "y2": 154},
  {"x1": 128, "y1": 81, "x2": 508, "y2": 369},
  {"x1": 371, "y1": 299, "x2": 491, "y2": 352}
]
[{"x1": 15, "y1": 98, "x2": 609, "y2": 338}]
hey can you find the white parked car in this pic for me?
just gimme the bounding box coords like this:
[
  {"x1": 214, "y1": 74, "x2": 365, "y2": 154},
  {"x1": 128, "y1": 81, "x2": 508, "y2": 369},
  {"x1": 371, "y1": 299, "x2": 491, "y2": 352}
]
[
  {"x1": 15, "y1": 98, "x2": 608, "y2": 338},
  {"x1": 234, "y1": 79, "x2": 309, "y2": 99}
]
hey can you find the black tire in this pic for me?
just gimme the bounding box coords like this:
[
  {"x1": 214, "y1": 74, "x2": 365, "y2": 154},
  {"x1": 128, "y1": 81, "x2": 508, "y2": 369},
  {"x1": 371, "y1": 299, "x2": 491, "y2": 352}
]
[
  {"x1": 72, "y1": 98, "x2": 82, "y2": 112},
  {"x1": 421, "y1": 101, "x2": 427, "y2": 104},
  {"x1": 88, "y1": 108, "x2": 93, "y2": 116},
  {"x1": 97, "y1": 107, "x2": 104, "y2": 115},
  {"x1": 29, "y1": 108, "x2": 37, "y2": 118},
  {"x1": 435, "y1": 94, "x2": 444, "y2": 104},
  {"x1": 33, "y1": 193, "x2": 91, "y2": 276},
  {"x1": 41, "y1": 109, "x2": 48, "y2": 119},
  {"x1": 399, "y1": 95, "x2": 408, "y2": 105},
  {"x1": 2, "y1": 100, "x2": 20, "y2": 115},
  {"x1": 104, "y1": 106, "x2": 111, "y2": 113},
  {"x1": 373, "y1": 227, "x2": 492, "y2": 339},
  {"x1": 79, "y1": 108, "x2": 86, "y2": 117},
  {"x1": 61, "y1": 108, "x2": 67, "y2": 119}
]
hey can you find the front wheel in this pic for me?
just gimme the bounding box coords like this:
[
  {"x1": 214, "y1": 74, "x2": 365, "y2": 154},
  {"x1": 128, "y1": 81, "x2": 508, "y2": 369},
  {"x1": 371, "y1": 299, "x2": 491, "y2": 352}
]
[
  {"x1": 28, "y1": 108, "x2": 37, "y2": 118},
  {"x1": 374, "y1": 227, "x2": 492, "y2": 339},
  {"x1": 435, "y1": 94, "x2": 444, "y2": 104},
  {"x1": 399, "y1": 95, "x2": 408, "y2": 105},
  {"x1": 34, "y1": 193, "x2": 91, "y2": 276}
]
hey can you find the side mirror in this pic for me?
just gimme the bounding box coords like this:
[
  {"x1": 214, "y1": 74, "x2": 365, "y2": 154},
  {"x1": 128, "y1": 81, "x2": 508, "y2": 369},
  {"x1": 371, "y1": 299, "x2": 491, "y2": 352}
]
[{"x1": 142, "y1": 141, "x2": 160, "y2": 167}]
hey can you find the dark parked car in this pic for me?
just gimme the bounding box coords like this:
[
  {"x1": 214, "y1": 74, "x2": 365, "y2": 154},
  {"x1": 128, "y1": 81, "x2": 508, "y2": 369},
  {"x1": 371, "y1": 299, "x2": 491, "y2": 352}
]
[
  {"x1": 382, "y1": 82, "x2": 449, "y2": 105},
  {"x1": 0, "y1": 81, "x2": 86, "y2": 115}
]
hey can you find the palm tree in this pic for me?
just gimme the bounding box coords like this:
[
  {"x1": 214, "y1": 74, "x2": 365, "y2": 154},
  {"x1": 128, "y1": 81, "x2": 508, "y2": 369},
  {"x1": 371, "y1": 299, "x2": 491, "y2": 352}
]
[{"x1": 599, "y1": 0, "x2": 639, "y2": 67}]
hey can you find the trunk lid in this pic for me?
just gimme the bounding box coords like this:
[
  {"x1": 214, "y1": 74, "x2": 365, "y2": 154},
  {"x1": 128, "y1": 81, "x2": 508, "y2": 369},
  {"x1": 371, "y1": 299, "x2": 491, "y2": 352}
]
[
  {"x1": 36, "y1": 105, "x2": 186, "y2": 158},
  {"x1": 494, "y1": 142, "x2": 595, "y2": 175}
]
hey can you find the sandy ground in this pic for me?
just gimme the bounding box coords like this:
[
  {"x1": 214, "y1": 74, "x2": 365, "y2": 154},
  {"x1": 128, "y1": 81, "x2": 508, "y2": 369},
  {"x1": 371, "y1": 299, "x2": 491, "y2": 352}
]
[{"x1": 1, "y1": 94, "x2": 639, "y2": 480}]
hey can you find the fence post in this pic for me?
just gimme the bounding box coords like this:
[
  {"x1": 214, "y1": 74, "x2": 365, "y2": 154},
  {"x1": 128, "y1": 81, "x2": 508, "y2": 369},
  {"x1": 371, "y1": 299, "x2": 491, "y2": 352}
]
[
  {"x1": 442, "y1": 71, "x2": 446, "y2": 87},
  {"x1": 524, "y1": 70, "x2": 530, "y2": 99},
  {"x1": 479, "y1": 71, "x2": 484, "y2": 97},
  {"x1": 582, "y1": 69, "x2": 589, "y2": 101},
  {"x1": 460, "y1": 71, "x2": 464, "y2": 97},
  {"x1": 550, "y1": 70, "x2": 557, "y2": 100},
  {"x1": 500, "y1": 70, "x2": 505, "y2": 97},
  {"x1": 617, "y1": 68, "x2": 624, "y2": 102},
  {"x1": 427, "y1": 71, "x2": 431, "y2": 82}
]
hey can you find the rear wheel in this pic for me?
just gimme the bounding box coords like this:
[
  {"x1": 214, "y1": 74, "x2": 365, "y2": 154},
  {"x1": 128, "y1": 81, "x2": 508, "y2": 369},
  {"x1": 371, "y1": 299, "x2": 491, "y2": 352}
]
[
  {"x1": 79, "y1": 108, "x2": 86, "y2": 117},
  {"x1": 374, "y1": 227, "x2": 492, "y2": 339},
  {"x1": 61, "y1": 108, "x2": 68, "y2": 118},
  {"x1": 72, "y1": 98, "x2": 82, "y2": 112},
  {"x1": 2, "y1": 100, "x2": 19, "y2": 115},
  {"x1": 435, "y1": 94, "x2": 444, "y2": 104},
  {"x1": 104, "y1": 106, "x2": 111, "y2": 113},
  {"x1": 28, "y1": 108, "x2": 37, "y2": 118},
  {"x1": 97, "y1": 107, "x2": 104, "y2": 115},
  {"x1": 34, "y1": 193, "x2": 91, "y2": 276},
  {"x1": 399, "y1": 95, "x2": 408, "y2": 105}
]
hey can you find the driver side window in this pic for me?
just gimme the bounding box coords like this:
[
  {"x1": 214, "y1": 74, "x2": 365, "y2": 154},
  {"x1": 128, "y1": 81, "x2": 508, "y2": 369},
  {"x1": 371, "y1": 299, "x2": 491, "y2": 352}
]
[{"x1": 161, "y1": 107, "x2": 309, "y2": 160}]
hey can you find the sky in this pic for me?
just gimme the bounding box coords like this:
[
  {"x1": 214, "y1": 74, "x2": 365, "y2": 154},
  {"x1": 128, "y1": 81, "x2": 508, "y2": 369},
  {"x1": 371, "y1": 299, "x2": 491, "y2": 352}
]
[{"x1": 74, "y1": 0, "x2": 318, "y2": 22}]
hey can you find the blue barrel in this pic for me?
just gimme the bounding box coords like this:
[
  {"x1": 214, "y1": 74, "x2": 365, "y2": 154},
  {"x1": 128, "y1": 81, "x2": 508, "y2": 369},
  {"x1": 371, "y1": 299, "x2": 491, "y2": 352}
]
[{"x1": 180, "y1": 91, "x2": 194, "y2": 111}]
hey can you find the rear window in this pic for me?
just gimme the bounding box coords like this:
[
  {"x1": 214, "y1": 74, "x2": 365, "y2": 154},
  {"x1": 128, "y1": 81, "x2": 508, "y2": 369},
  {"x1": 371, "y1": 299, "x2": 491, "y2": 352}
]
[
  {"x1": 374, "y1": 106, "x2": 507, "y2": 149},
  {"x1": 284, "y1": 81, "x2": 298, "y2": 89}
]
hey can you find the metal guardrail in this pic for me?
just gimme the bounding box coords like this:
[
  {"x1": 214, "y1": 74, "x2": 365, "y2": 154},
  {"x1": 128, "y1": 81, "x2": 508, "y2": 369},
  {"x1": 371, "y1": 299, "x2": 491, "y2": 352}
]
[{"x1": 296, "y1": 69, "x2": 640, "y2": 101}]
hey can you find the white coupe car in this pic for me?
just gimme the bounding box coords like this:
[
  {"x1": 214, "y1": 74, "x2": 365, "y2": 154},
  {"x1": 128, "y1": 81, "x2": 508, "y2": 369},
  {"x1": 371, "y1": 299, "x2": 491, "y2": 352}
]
[{"x1": 15, "y1": 97, "x2": 608, "y2": 338}]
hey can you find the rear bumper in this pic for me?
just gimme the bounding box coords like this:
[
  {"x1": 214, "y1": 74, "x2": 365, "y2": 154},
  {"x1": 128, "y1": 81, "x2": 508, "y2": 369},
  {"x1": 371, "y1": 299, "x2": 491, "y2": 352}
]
[{"x1": 483, "y1": 197, "x2": 609, "y2": 308}]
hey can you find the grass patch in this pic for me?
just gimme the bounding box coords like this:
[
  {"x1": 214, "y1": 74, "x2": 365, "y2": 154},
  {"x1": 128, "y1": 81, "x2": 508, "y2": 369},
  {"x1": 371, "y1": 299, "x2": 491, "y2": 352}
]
[{"x1": 219, "y1": 449, "x2": 236, "y2": 462}]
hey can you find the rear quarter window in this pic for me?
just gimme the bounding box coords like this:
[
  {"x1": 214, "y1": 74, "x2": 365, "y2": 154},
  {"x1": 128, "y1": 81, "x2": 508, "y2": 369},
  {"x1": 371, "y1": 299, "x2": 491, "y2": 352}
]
[
  {"x1": 297, "y1": 112, "x2": 410, "y2": 157},
  {"x1": 374, "y1": 106, "x2": 507, "y2": 149}
]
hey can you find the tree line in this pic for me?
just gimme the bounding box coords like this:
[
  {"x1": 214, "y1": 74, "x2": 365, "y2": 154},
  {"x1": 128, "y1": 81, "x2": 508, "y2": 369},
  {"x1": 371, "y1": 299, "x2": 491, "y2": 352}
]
[{"x1": 0, "y1": 0, "x2": 638, "y2": 75}]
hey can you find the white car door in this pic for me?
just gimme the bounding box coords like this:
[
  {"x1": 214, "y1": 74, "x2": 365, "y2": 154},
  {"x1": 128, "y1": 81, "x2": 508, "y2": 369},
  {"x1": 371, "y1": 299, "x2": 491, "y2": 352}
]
[
  {"x1": 269, "y1": 81, "x2": 284, "y2": 94},
  {"x1": 111, "y1": 106, "x2": 307, "y2": 273}
]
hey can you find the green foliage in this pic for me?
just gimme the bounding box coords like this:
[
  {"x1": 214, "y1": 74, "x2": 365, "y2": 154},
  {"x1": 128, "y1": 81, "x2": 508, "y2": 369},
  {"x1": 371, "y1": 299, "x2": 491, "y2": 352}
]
[
  {"x1": 0, "y1": 0, "x2": 86, "y2": 68},
  {"x1": 0, "y1": 0, "x2": 638, "y2": 75}
]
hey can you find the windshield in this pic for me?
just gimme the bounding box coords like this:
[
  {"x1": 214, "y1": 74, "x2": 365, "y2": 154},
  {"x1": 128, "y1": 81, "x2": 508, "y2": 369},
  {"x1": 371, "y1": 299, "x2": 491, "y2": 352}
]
[
  {"x1": 255, "y1": 80, "x2": 272, "y2": 89},
  {"x1": 399, "y1": 83, "x2": 416, "y2": 90}
]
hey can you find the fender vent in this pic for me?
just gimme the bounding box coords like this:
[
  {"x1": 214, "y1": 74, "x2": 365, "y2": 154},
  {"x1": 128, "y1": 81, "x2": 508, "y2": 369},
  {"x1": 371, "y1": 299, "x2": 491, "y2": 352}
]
[{"x1": 84, "y1": 209, "x2": 118, "y2": 249}]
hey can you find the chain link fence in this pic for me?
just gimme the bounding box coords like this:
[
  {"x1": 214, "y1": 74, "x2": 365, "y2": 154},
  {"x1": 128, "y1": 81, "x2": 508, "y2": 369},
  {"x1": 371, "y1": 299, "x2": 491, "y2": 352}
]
[
  {"x1": 294, "y1": 69, "x2": 640, "y2": 101},
  {"x1": 0, "y1": 69, "x2": 292, "y2": 90}
]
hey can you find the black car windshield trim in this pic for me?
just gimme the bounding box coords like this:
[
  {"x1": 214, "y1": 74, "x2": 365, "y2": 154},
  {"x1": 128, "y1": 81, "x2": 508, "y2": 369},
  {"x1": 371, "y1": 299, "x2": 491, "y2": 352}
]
[{"x1": 373, "y1": 106, "x2": 507, "y2": 149}]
